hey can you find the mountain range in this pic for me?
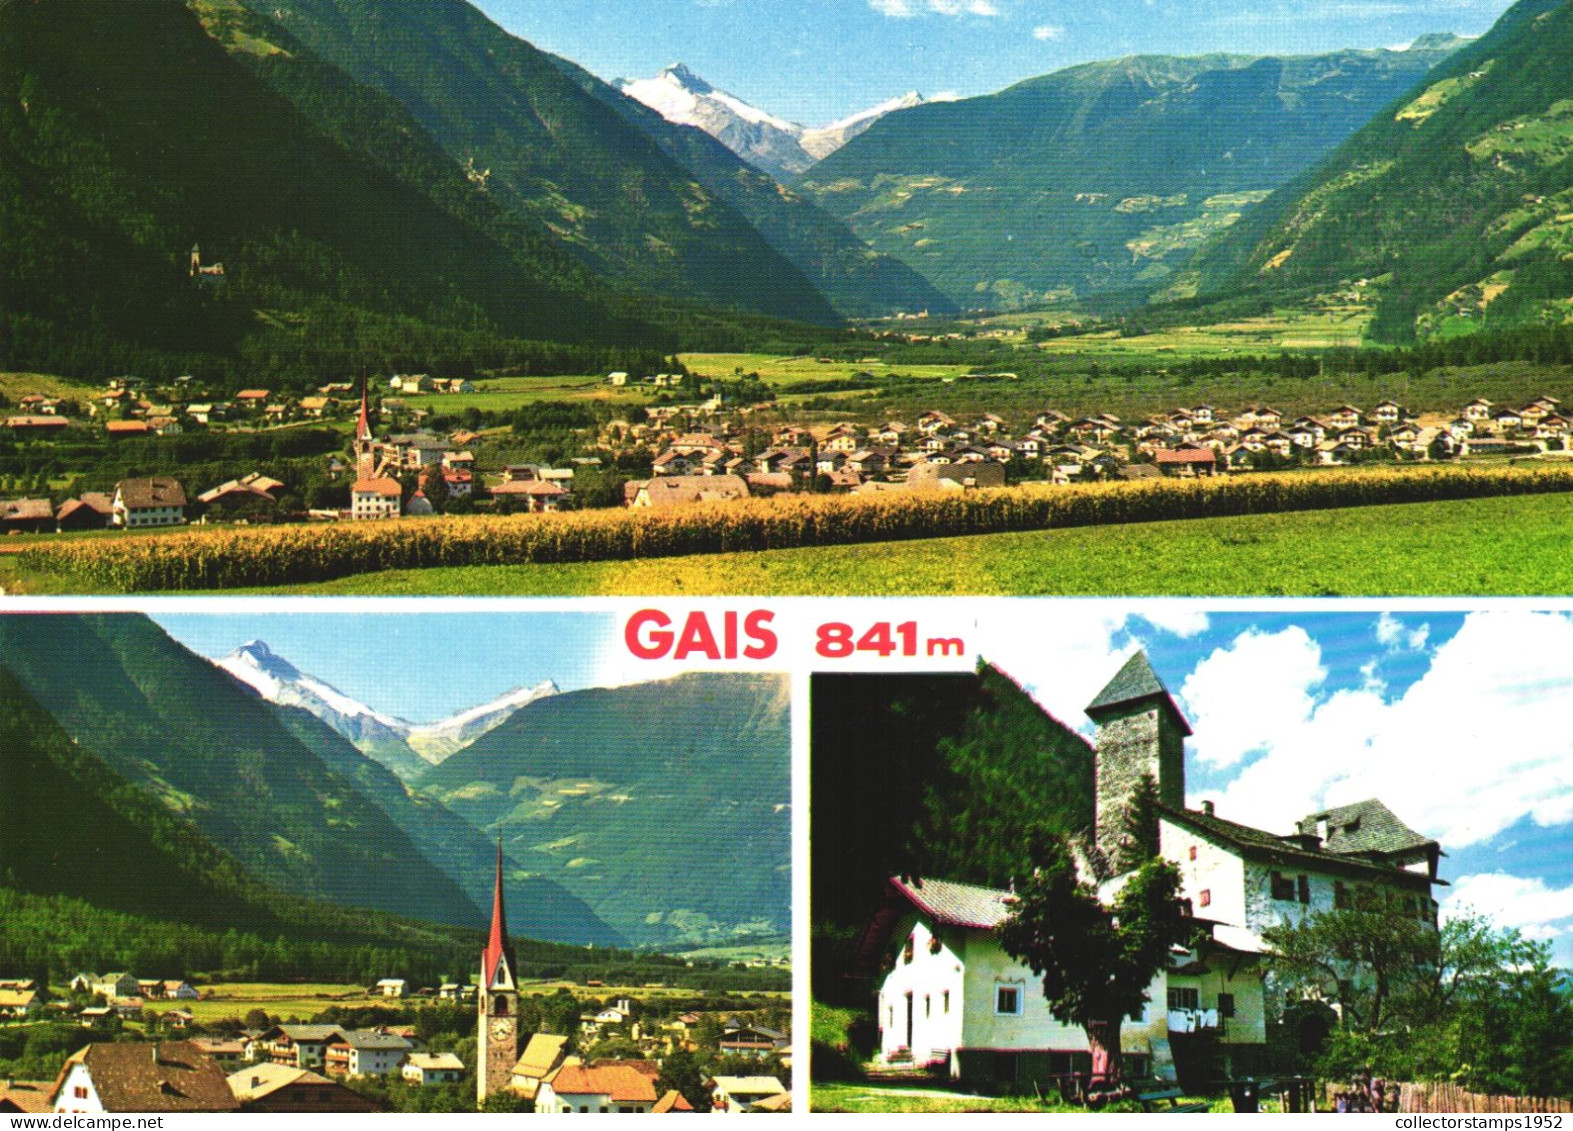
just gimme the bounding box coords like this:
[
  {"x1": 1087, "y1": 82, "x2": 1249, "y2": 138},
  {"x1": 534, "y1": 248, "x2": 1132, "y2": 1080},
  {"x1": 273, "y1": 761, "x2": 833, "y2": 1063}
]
[
  {"x1": 0, "y1": 615, "x2": 790, "y2": 950},
  {"x1": 616, "y1": 64, "x2": 930, "y2": 182},
  {"x1": 798, "y1": 39, "x2": 1468, "y2": 309},
  {"x1": 1192, "y1": 0, "x2": 1573, "y2": 342},
  {"x1": 217, "y1": 640, "x2": 557, "y2": 779}
]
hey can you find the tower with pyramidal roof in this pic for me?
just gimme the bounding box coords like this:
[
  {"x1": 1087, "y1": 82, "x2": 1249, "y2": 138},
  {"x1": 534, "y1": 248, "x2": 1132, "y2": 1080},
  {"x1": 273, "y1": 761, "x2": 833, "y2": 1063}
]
[
  {"x1": 1085, "y1": 650, "x2": 1192, "y2": 867},
  {"x1": 477, "y1": 843, "x2": 517, "y2": 1105}
]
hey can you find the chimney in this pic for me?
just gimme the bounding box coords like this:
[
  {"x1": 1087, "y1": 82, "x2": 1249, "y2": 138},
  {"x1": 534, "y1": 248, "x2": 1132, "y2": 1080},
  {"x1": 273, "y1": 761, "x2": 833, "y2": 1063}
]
[{"x1": 1201, "y1": 800, "x2": 1215, "y2": 816}]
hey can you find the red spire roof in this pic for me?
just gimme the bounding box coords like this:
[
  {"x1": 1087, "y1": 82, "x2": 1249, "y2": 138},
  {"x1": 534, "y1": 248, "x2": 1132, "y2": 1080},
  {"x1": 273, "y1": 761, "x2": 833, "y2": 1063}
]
[
  {"x1": 482, "y1": 840, "x2": 509, "y2": 989},
  {"x1": 356, "y1": 376, "x2": 372, "y2": 444}
]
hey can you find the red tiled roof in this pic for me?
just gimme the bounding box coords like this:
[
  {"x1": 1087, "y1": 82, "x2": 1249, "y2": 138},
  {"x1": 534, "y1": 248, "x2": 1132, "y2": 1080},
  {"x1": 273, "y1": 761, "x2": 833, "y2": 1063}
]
[{"x1": 551, "y1": 1064, "x2": 657, "y2": 1103}]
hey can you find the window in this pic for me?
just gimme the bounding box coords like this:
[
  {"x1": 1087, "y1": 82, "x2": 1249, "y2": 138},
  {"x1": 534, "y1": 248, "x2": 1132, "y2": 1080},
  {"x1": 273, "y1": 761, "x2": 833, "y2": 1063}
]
[
  {"x1": 1297, "y1": 874, "x2": 1311, "y2": 904},
  {"x1": 924, "y1": 994, "x2": 931, "y2": 1018},
  {"x1": 995, "y1": 985, "x2": 1022, "y2": 1015},
  {"x1": 1188, "y1": 845, "x2": 1198, "y2": 861},
  {"x1": 74, "y1": 1086, "x2": 88, "y2": 1100},
  {"x1": 1167, "y1": 987, "x2": 1200, "y2": 1011},
  {"x1": 1218, "y1": 993, "x2": 1236, "y2": 1019},
  {"x1": 1270, "y1": 872, "x2": 1296, "y2": 901},
  {"x1": 942, "y1": 990, "x2": 950, "y2": 1013},
  {"x1": 1198, "y1": 889, "x2": 1211, "y2": 908},
  {"x1": 1334, "y1": 882, "x2": 1350, "y2": 909}
]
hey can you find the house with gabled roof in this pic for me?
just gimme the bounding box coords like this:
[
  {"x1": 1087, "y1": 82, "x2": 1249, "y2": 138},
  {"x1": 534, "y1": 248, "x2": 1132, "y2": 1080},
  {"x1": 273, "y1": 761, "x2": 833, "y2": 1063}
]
[
  {"x1": 509, "y1": 1033, "x2": 570, "y2": 1101},
  {"x1": 50, "y1": 1042, "x2": 240, "y2": 1113},
  {"x1": 859, "y1": 651, "x2": 1442, "y2": 1090},
  {"x1": 537, "y1": 1062, "x2": 658, "y2": 1114}
]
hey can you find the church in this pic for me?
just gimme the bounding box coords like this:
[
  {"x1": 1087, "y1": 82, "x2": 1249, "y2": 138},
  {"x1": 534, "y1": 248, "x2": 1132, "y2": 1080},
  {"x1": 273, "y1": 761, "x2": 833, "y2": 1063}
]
[
  {"x1": 862, "y1": 651, "x2": 1444, "y2": 1089},
  {"x1": 477, "y1": 844, "x2": 519, "y2": 1105}
]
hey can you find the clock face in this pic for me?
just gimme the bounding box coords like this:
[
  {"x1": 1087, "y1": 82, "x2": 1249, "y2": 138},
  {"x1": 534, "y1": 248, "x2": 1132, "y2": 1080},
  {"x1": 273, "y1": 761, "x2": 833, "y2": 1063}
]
[{"x1": 492, "y1": 1019, "x2": 513, "y2": 1040}]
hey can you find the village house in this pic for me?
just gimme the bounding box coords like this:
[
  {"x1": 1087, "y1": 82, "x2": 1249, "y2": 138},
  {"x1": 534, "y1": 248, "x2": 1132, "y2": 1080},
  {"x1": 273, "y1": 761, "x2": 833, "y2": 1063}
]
[
  {"x1": 91, "y1": 974, "x2": 141, "y2": 1001},
  {"x1": 706, "y1": 1075, "x2": 788, "y2": 1113},
  {"x1": 862, "y1": 651, "x2": 1441, "y2": 1091},
  {"x1": 402, "y1": 1053, "x2": 465, "y2": 1086},
  {"x1": 51, "y1": 1042, "x2": 240, "y2": 1114},
  {"x1": 227, "y1": 1064, "x2": 384, "y2": 1112},
  {"x1": 536, "y1": 1063, "x2": 659, "y2": 1114},
  {"x1": 509, "y1": 1033, "x2": 570, "y2": 1101},
  {"x1": 1, "y1": 498, "x2": 55, "y2": 535},
  {"x1": 351, "y1": 476, "x2": 402, "y2": 520},
  {"x1": 55, "y1": 493, "x2": 114, "y2": 532},
  {"x1": 628, "y1": 474, "x2": 750, "y2": 509},
  {"x1": 264, "y1": 1025, "x2": 347, "y2": 1070},
  {"x1": 1154, "y1": 448, "x2": 1217, "y2": 477},
  {"x1": 111, "y1": 478, "x2": 186, "y2": 528},
  {"x1": 0, "y1": 1081, "x2": 51, "y2": 1113},
  {"x1": 323, "y1": 1031, "x2": 411, "y2": 1078}
]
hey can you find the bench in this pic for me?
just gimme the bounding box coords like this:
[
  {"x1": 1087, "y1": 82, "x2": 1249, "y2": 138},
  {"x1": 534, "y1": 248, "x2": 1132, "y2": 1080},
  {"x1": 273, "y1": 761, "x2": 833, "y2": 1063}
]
[{"x1": 1136, "y1": 1087, "x2": 1210, "y2": 1113}]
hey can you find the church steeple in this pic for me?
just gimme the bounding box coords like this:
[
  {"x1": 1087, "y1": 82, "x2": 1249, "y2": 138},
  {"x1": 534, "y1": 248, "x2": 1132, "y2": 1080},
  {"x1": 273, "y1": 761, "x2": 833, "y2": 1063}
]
[
  {"x1": 354, "y1": 374, "x2": 377, "y2": 480},
  {"x1": 477, "y1": 840, "x2": 518, "y2": 1105}
]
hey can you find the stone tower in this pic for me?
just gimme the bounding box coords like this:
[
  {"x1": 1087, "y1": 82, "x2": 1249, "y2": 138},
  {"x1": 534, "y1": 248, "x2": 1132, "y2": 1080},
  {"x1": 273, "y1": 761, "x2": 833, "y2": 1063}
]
[
  {"x1": 477, "y1": 843, "x2": 518, "y2": 1106},
  {"x1": 1085, "y1": 651, "x2": 1191, "y2": 868}
]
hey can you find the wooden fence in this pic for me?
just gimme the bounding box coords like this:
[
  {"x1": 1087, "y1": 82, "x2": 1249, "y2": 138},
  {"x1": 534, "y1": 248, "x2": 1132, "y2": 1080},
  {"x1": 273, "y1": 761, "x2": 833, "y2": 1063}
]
[{"x1": 1399, "y1": 1082, "x2": 1572, "y2": 1114}]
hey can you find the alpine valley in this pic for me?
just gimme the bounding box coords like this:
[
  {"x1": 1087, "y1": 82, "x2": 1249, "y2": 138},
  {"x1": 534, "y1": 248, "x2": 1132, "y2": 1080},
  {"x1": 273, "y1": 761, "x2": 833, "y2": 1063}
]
[{"x1": 0, "y1": 614, "x2": 791, "y2": 953}]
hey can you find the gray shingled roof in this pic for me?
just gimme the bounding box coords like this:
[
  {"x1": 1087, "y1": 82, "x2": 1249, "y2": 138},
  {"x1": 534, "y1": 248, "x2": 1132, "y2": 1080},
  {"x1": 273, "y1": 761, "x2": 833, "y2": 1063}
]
[
  {"x1": 1163, "y1": 805, "x2": 1442, "y2": 887},
  {"x1": 1085, "y1": 651, "x2": 1192, "y2": 735},
  {"x1": 891, "y1": 876, "x2": 1015, "y2": 929},
  {"x1": 1297, "y1": 799, "x2": 1438, "y2": 858}
]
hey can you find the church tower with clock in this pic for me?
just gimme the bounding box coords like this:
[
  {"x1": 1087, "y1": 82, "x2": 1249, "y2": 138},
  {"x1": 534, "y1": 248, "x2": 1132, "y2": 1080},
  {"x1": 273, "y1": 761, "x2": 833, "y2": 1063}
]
[{"x1": 477, "y1": 843, "x2": 518, "y2": 1105}]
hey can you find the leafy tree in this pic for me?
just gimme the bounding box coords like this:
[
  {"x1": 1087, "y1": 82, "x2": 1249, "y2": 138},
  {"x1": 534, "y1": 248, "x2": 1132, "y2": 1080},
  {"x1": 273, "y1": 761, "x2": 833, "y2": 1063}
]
[
  {"x1": 998, "y1": 837, "x2": 1196, "y2": 1088},
  {"x1": 1262, "y1": 889, "x2": 1439, "y2": 1036},
  {"x1": 419, "y1": 463, "x2": 450, "y2": 513},
  {"x1": 656, "y1": 1048, "x2": 708, "y2": 1111}
]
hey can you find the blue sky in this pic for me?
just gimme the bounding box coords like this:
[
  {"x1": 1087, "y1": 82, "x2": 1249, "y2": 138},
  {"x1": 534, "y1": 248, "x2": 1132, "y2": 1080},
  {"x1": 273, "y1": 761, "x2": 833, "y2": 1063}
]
[
  {"x1": 153, "y1": 610, "x2": 630, "y2": 723},
  {"x1": 983, "y1": 607, "x2": 1573, "y2": 967},
  {"x1": 475, "y1": 0, "x2": 1516, "y2": 123}
]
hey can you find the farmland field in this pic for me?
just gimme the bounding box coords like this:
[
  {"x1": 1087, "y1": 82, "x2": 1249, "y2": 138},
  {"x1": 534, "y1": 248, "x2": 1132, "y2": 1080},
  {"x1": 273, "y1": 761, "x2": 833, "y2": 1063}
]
[
  {"x1": 223, "y1": 490, "x2": 1573, "y2": 597},
  {"x1": 146, "y1": 978, "x2": 789, "y2": 1025}
]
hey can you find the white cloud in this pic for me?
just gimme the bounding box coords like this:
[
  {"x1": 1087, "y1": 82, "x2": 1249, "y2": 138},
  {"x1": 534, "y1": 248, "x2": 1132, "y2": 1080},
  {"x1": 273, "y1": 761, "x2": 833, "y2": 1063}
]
[
  {"x1": 1443, "y1": 872, "x2": 1573, "y2": 941},
  {"x1": 1180, "y1": 626, "x2": 1326, "y2": 769},
  {"x1": 1135, "y1": 607, "x2": 1210, "y2": 639},
  {"x1": 1375, "y1": 612, "x2": 1430, "y2": 652},
  {"x1": 1032, "y1": 23, "x2": 1065, "y2": 40},
  {"x1": 983, "y1": 607, "x2": 1132, "y2": 732},
  {"x1": 1211, "y1": 611, "x2": 1573, "y2": 850},
  {"x1": 869, "y1": 0, "x2": 1001, "y2": 16}
]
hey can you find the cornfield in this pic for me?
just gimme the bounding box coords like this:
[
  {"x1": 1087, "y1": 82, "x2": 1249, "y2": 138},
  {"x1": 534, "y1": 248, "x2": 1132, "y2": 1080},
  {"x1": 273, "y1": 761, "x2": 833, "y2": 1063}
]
[{"x1": 23, "y1": 464, "x2": 1573, "y2": 592}]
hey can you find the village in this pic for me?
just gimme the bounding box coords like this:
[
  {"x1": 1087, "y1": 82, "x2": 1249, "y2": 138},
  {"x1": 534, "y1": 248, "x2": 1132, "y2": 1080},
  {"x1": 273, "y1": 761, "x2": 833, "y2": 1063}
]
[
  {"x1": 0, "y1": 968, "x2": 791, "y2": 1114},
  {"x1": 1, "y1": 365, "x2": 1568, "y2": 536}
]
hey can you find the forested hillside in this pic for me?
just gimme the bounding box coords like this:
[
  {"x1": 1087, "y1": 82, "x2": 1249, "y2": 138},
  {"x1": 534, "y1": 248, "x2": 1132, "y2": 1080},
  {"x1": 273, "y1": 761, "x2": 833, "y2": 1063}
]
[{"x1": 1194, "y1": 0, "x2": 1573, "y2": 341}]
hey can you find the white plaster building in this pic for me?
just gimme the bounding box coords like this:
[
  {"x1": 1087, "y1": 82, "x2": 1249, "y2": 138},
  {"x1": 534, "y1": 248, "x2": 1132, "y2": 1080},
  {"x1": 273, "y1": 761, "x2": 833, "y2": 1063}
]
[{"x1": 863, "y1": 651, "x2": 1441, "y2": 1090}]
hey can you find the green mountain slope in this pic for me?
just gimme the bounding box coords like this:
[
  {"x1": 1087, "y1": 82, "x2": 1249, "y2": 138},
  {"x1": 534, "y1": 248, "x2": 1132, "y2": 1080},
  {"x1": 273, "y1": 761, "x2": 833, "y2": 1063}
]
[
  {"x1": 549, "y1": 54, "x2": 955, "y2": 319},
  {"x1": 1194, "y1": 0, "x2": 1573, "y2": 341},
  {"x1": 799, "y1": 43, "x2": 1463, "y2": 310},
  {"x1": 421, "y1": 673, "x2": 791, "y2": 948},
  {"x1": 0, "y1": 663, "x2": 493, "y2": 980},
  {"x1": 810, "y1": 665, "x2": 1094, "y2": 943},
  {"x1": 272, "y1": 705, "x2": 624, "y2": 946},
  {"x1": 233, "y1": 0, "x2": 840, "y2": 325},
  {"x1": 0, "y1": 0, "x2": 666, "y2": 382},
  {"x1": 0, "y1": 614, "x2": 484, "y2": 929}
]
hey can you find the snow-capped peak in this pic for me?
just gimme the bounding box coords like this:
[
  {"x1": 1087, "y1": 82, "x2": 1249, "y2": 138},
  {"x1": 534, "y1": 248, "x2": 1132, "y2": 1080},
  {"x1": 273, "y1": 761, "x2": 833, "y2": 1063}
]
[{"x1": 615, "y1": 64, "x2": 927, "y2": 181}]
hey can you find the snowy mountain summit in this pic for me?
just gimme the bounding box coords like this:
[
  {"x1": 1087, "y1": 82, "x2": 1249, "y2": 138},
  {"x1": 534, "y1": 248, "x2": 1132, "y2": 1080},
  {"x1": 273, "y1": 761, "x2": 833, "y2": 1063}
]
[
  {"x1": 615, "y1": 64, "x2": 928, "y2": 181},
  {"x1": 217, "y1": 640, "x2": 557, "y2": 772}
]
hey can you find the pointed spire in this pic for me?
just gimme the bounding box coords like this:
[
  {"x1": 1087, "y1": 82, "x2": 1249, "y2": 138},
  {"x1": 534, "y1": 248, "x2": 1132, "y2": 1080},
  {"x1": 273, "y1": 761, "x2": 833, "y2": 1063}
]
[
  {"x1": 356, "y1": 372, "x2": 372, "y2": 444},
  {"x1": 1085, "y1": 650, "x2": 1192, "y2": 735},
  {"x1": 482, "y1": 839, "x2": 509, "y2": 988}
]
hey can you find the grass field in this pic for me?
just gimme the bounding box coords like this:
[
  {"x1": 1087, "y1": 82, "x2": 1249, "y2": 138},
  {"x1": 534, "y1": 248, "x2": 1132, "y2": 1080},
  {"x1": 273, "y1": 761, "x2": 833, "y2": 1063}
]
[
  {"x1": 146, "y1": 978, "x2": 789, "y2": 1024},
  {"x1": 811, "y1": 1081, "x2": 1236, "y2": 1113},
  {"x1": 682, "y1": 352, "x2": 977, "y2": 388},
  {"x1": 215, "y1": 491, "x2": 1573, "y2": 597}
]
